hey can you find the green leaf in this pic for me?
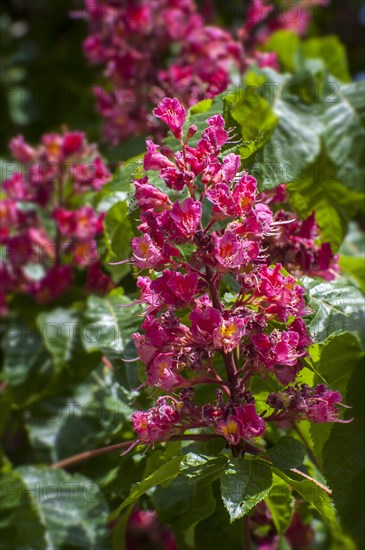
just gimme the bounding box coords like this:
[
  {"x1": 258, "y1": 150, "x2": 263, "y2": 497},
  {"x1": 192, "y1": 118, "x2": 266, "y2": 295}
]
[
  {"x1": 321, "y1": 356, "x2": 365, "y2": 547},
  {"x1": 249, "y1": 70, "x2": 323, "y2": 190},
  {"x1": 339, "y1": 256, "x2": 365, "y2": 293},
  {"x1": 224, "y1": 73, "x2": 278, "y2": 159},
  {"x1": 302, "y1": 36, "x2": 350, "y2": 83},
  {"x1": 265, "y1": 474, "x2": 295, "y2": 535},
  {"x1": 220, "y1": 459, "x2": 272, "y2": 522},
  {"x1": 194, "y1": 481, "x2": 245, "y2": 549},
  {"x1": 268, "y1": 436, "x2": 306, "y2": 470},
  {"x1": 25, "y1": 367, "x2": 133, "y2": 463},
  {"x1": 82, "y1": 289, "x2": 144, "y2": 389},
  {"x1": 339, "y1": 223, "x2": 365, "y2": 292},
  {"x1": 273, "y1": 468, "x2": 355, "y2": 549},
  {"x1": 262, "y1": 31, "x2": 350, "y2": 82},
  {"x1": 103, "y1": 201, "x2": 133, "y2": 282},
  {"x1": 110, "y1": 455, "x2": 183, "y2": 521},
  {"x1": 287, "y1": 147, "x2": 364, "y2": 250},
  {"x1": 339, "y1": 222, "x2": 365, "y2": 257},
  {"x1": 0, "y1": 469, "x2": 47, "y2": 549},
  {"x1": 112, "y1": 505, "x2": 133, "y2": 550},
  {"x1": 304, "y1": 332, "x2": 364, "y2": 467},
  {"x1": 262, "y1": 30, "x2": 300, "y2": 73},
  {"x1": 152, "y1": 474, "x2": 215, "y2": 532},
  {"x1": 36, "y1": 308, "x2": 79, "y2": 368},
  {"x1": 1, "y1": 467, "x2": 110, "y2": 549},
  {"x1": 1, "y1": 318, "x2": 100, "y2": 407},
  {"x1": 323, "y1": 82, "x2": 365, "y2": 193},
  {"x1": 302, "y1": 277, "x2": 365, "y2": 345},
  {"x1": 180, "y1": 452, "x2": 228, "y2": 480}
]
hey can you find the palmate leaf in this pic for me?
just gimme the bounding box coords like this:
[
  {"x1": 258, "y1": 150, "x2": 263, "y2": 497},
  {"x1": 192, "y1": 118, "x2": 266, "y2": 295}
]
[
  {"x1": 220, "y1": 458, "x2": 272, "y2": 522},
  {"x1": 194, "y1": 482, "x2": 246, "y2": 550},
  {"x1": 287, "y1": 147, "x2": 364, "y2": 251},
  {"x1": 323, "y1": 82, "x2": 365, "y2": 193},
  {"x1": 109, "y1": 455, "x2": 184, "y2": 521},
  {"x1": 302, "y1": 277, "x2": 365, "y2": 345},
  {"x1": 263, "y1": 31, "x2": 350, "y2": 83},
  {"x1": 321, "y1": 357, "x2": 365, "y2": 547},
  {"x1": 0, "y1": 467, "x2": 110, "y2": 550},
  {"x1": 265, "y1": 474, "x2": 295, "y2": 535},
  {"x1": 152, "y1": 453, "x2": 228, "y2": 536},
  {"x1": 0, "y1": 314, "x2": 100, "y2": 408},
  {"x1": 103, "y1": 200, "x2": 133, "y2": 282},
  {"x1": 25, "y1": 367, "x2": 134, "y2": 464},
  {"x1": 267, "y1": 436, "x2": 306, "y2": 470},
  {"x1": 82, "y1": 289, "x2": 144, "y2": 390},
  {"x1": 273, "y1": 468, "x2": 355, "y2": 549}
]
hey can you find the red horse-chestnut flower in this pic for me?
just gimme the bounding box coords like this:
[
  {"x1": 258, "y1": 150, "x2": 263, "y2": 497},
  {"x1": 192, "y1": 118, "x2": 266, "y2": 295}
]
[
  {"x1": 114, "y1": 98, "x2": 345, "y2": 448},
  {"x1": 0, "y1": 130, "x2": 113, "y2": 313}
]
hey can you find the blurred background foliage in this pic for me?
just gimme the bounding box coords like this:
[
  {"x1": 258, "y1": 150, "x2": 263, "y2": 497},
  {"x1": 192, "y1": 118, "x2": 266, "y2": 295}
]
[{"x1": 0, "y1": 0, "x2": 364, "y2": 157}]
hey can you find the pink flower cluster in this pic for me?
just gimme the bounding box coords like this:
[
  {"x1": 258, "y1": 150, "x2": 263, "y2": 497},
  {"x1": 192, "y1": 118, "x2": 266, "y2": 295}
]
[
  {"x1": 81, "y1": 0, "x2": 243, "y2": 144},
  {"x1": 261, "y1": 184, "x2": 339, "y2": 281},
  {"x1": 239, "y1": 0, "x2": 330, "y2": 51},
  {"x1": 0, "y1": 131, "x2": 113, "y2": 314},
  {"x1": 81, "y1": 0, "x2": 329, "y2": 144},
  {"x1": 128, "y1": 98, "x2": 344, "y2": 447},
  {"x1": 266, "y1": 383, "x2": 348, "y2": 423}
]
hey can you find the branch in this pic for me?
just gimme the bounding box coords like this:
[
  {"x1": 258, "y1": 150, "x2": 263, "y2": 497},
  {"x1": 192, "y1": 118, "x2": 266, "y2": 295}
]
[
  {"x1": 51, "y1": 433, "x2": 221, "y2": 470},
  {"x1": 290, "y1": 468, "x2": 332, "y2": 496}
]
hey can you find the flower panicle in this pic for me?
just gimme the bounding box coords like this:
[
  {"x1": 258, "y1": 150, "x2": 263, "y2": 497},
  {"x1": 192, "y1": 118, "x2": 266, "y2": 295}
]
[{"x1": 128, "y1": 97, "x2": 345, "y2": 447}]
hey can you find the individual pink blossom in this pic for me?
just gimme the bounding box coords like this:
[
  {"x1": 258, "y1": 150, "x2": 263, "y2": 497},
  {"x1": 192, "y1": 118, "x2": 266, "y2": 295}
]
[
  {"x1": 206, "y1": 184, "x2": 239, "y2": 217},
  {"x1": 256, "y1": 264, "x2": 308, "y2": 322},
  {"x1": 72, "y1": 157, "x2": 111, "y2": 190},
  {"x1": 213, "y1": 316, "x2": 248, "y2": 352},
  {"x1": 169, "y1": 198, "x2": 202, "y2": 239},
  {"x1": 190, "y1": 306, "x2": 222, "y2": 344},
  {"x1": 62, "y1": 131, "x2": 85, "y2": 155},
  {"x1": 153, "y1": 98, "x2": 187, "y2": 139},
  {"x1": 150, "y1": 270, "x2": 199, "y2": 307},
  {"x1": 134, "y1": 177, "x2": 171, "y2": 212},
  {"x1": 131, "y1": 235, "x2": 163, "y2": 269},
  {"x1": 9, "y1": 135, "x2": 36, "y2": 163},
  {"x1": 214, "y1": 232, "x2": 258, "y2": 270},
  {"x1": 73, "y1": 240, "x2": 99, "y2": 266},
  {"x1": 126, "y1": 507, "x2": 177, "y2": 550},
  {"x1": 143, "y1": 141, "x2": 176, "y2": 171},
  {"x1": 216, "y1": 403, "x2": 266, "y2": 443},
  {"x1": 147, "y1": 353, "x2": 185, "y2": 391},
  {"x1": 160, "y1": 167, "x2": 194, "y2": 191}
]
